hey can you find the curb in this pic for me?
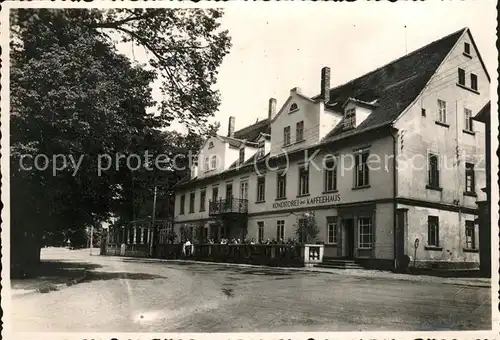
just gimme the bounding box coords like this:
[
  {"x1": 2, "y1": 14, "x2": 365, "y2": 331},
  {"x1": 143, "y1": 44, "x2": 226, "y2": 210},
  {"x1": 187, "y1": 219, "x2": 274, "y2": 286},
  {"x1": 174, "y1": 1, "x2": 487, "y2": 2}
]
[
  {"x1": 117, "y1": 256, "x2": 491, "y2": 288},
  {"x1": 11, "y1": 270, "x2": 88, "y2": 298}
]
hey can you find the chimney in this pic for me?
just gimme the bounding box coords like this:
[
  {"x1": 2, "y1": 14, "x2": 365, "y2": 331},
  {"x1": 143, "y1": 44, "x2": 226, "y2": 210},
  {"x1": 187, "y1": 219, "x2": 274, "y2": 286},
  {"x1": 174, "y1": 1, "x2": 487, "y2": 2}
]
[
  {"x1": 290, "y1": 87, "x2": 302, "y2": 96},
  {"x1": 268, "y1": 98, "x2": 277, "y2": 120},
  {"x1": 321, "y1": 67, "x2": 331, "y2": 103},
  {"x1": 227, "y1": 116, "x2": 235, "y2": 137}
]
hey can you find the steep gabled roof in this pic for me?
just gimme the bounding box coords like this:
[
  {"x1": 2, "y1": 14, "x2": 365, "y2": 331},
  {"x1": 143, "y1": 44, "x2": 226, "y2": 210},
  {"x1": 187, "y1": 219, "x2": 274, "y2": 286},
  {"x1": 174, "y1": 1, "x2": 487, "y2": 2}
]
[
  {"x1": 315, "y1": 27, "x2": 467, "y2": 142},
  {"x1": 473, "y1": 101, "x2": 490, "y2": 122}
]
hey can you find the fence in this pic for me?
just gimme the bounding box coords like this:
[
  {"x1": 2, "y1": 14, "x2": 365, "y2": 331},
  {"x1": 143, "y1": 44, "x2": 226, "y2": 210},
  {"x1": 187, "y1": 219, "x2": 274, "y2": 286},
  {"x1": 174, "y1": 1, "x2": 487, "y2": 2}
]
[
  {"x1": 153, "y1": 243, "x2": 306, "y2": 267},
  {"x1": 104, "y1": 242, "x2": 324, "y2": 267},
  {"x1": 104, "y1": 243, "x2": 149, "y2": 257}
]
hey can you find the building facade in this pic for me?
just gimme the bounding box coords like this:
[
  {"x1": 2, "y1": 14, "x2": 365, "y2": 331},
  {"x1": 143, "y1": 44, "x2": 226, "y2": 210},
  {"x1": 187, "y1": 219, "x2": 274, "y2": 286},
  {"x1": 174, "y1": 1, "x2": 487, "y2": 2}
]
[{"x1": 173, "y1": 28, "x2": 489, "y2": 270}]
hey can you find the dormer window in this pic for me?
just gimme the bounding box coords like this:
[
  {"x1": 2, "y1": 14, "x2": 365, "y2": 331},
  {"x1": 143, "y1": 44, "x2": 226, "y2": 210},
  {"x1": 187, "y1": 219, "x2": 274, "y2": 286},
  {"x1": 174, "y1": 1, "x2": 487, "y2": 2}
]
[
  {"x1": 239, "y1": 148, "x2": 245, "y2": 163},
  {"x1": 344, "y1": 108, "x2": 356, "y2": 129},
  {"x1": 289, "y1": 103, "x2": 298, "y2": 112},
  {"x1": 258, "y1": 140, "x2": 265, "y2": 158}
]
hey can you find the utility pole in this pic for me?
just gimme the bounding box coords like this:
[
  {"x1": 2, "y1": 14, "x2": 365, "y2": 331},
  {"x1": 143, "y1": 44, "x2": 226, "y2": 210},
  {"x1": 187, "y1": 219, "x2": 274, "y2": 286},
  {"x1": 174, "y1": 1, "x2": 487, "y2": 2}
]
[
  {"x1": 149, "y1": 184, "x2": 158, "y2": 257},
  {"x1": 90, "y1": 224, "x2": 94, "y2": 256}
]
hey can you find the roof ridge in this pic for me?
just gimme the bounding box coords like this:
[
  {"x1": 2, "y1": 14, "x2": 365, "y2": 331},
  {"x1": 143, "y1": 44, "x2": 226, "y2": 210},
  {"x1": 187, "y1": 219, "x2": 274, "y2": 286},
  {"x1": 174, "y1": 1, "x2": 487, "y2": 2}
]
[
  {"x1": 312, "y1": 27, "x2": 467, "y2": 99},
  {"x1": 234, "y1": 117, "x2": 269, "y2": 134}
]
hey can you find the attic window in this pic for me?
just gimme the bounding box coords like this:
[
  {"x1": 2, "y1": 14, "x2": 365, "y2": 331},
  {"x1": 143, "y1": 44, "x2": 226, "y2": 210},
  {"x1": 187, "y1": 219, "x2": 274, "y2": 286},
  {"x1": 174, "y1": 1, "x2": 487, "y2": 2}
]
[
  {"x1": 289, "y1": 103, "x2": 298, "y2": 112},
  {"x1": 208, "y1": 141, "x2": 214, "y2": 149},
  {"x1": 464, "y1": 42, "x2": 470, "y2": 55},
  {"x1": 257, "y1": 140, "x2": 265, "y2": 158},
  {"x1": 239, "y1": 148, "x2": 245, "y2": 163},
  {"x1": 344, "y1": 108, "x2": 356, "y2": 130}
]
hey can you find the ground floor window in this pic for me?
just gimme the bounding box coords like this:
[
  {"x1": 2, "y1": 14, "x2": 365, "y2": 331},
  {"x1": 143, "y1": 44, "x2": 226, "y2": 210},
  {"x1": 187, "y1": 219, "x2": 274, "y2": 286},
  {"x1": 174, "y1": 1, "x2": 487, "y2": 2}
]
[
  {"x1": 357, "y1": 217, "x2": 372, "y2": 249},
  {"x1": 276, "y1": 220, "x2": 285, "y2": 241},
  {"x1": 465, "y1": 220, "x2": 476, "y2": 249},
  {"x1": 258, "y1": 222, "x2": 264, "y2": 243},
  {"x1": 327, "y1": 216, "x2": 338, "y2": 244},
  {"x1": 427, "y1": 216, "x2": 439, "y2": 247}
]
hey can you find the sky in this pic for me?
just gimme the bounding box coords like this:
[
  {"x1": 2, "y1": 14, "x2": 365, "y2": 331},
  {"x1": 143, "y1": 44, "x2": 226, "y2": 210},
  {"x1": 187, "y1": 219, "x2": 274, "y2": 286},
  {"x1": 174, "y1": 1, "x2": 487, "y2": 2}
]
[{"x1": 117, "y1": 1, "x2": 497, "y2": 137}]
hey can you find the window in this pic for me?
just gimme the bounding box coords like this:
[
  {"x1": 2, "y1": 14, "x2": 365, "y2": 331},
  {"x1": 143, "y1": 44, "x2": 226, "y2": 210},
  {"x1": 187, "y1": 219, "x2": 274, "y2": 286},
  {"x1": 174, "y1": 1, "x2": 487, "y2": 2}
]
[
  {"x1": 283, "y1": 126, "x2": 291, "y2": 146},
  {"x1": 470, "y1": 73, "x2": 478, "y2": 91},
  {"x1": 257, "y1": 176, "x2": 265, "y2": 202},
  {"x1": 289, "y1": 103, "x2": 298, "y2": 112},
  {"x1": 327, "y1": 216, "x2": 338, "y2": 244},
  {"x1": 421, "y1": 108, "x2": 426, "y2": 117},
  {"x1": 464, "y1": 42, "x2": 470, "y2": 55},
  {"x1": 240, "y1": 180, "x2": 248, "y2": 200},
  {"x1": 465, "y1": 162, "x2": 475, "y2": 193},
  {"x1": 344, "y1": 108, "x2": 356, "y2": 129},
  {"x1": 427, "y1": 216, "x2": 439, "y2": 247},
  {"x1": 276, "y1": 220, "x2": 285, "y2": 240},
  {"x1": 239, "y1": 148, "x2": 245, "y2": 164},
  {"x1": 180, "y1": 194, "x2": 185, "y2": 215},
  {"x1": 298, "y1": 166, "x2": 309, "y2": 196},
  {"x1": 355, "y1": 150, "x2": 370, "y2": 187},
  {"x1": 208, "y1": 141, "x2": 214, "y2": 149},
  {"x1": 358, "y1": 217, "x2": 373, "y2": 249},
  {"x1": 257, "y1": 140, "x2": 265, "y2": 158},
  {"x1": 226, "y1": 183, "x2": 233, "y2": 199},
  {"x1": 212, "y1": 187, "x2": 218, "y2": 202},
  {"x1": 428, "y1": 154, "x2": 440, "y2": 188},
  {"x1": 464, "y1": 108, "x2": 473, "y2": 132},
  {"x1": 276, "y1": 172, "x2": 287, "y2": 199},
  {"x1": 324, "y1": 159, "x2": 337, "y2": 192},
  {"x1": 204, "y1": 157, "x2": 209, "y2": 171},
  {"x1": 258, "y1": 222, "x2": 264, "y2": 243},
  {"x1": 458, "y1": 68, "x2": 465, "y2": 86},
  {"x1": 210, "y1": 155, "x2": 217, "y2": 169},
  {"x1": 296, "y1": 121, "x2": 304, "y2": 142},
  {"x1": 189, "y1": 192, "x2": 195, "y2": 213},
  {"x1": 200, "y1": 189, "x2": 206, "y2": 211},
  {"x1": 465, "y1": 220, "x2": 476, "y2": 249},
  {"x1": 437, "y1": 99, "x2": 447, "y2": 123}
]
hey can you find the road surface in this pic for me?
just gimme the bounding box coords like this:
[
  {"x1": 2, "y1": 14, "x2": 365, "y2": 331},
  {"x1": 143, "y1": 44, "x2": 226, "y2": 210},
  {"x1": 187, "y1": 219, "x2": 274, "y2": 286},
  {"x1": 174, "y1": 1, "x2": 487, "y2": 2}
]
[{"x1": 10, "y1": 248, "x2": 491, "y2": 332}]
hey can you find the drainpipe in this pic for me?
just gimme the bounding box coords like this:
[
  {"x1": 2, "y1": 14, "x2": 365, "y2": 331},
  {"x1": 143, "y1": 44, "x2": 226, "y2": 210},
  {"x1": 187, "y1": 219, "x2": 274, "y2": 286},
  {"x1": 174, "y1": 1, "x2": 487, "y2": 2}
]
[{"x1": 389, "y1": 127, "x2": 398, "y2": 270}]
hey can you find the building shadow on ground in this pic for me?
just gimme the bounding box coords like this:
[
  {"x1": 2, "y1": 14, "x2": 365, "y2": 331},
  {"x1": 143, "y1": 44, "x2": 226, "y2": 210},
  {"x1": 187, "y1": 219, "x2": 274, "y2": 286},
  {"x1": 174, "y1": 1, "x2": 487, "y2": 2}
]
[
  {"x1": 11, "y1": 260, "x2": 103, "y2": 290},
  {"x1": 12, "y1": 260, "x2": 166, "y2": 294},
  {"x1": 402, "y1": 268, "x2": 488, "y2": 278},
  {"x1": 83, "y1": 271, "x2": 165, "y2": 282}
]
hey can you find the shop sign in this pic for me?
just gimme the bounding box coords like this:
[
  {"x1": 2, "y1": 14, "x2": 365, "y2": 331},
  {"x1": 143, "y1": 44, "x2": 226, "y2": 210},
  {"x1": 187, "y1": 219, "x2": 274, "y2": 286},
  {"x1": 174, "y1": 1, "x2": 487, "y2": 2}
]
[{"x1": 272, "y1": 193, "x2": 341, "y2": 209}]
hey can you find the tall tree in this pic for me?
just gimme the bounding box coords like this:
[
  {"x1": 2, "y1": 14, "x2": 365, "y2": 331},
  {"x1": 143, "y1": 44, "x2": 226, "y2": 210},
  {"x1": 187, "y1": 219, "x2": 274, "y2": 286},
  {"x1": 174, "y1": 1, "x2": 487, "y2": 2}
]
[{"x1": 10, "y1": 8, "x2": 231, "y2": 276}]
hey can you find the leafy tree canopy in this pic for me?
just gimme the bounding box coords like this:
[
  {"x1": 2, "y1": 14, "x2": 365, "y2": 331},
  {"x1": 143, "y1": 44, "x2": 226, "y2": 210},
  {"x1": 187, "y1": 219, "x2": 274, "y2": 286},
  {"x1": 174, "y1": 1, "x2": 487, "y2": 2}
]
[{"x1": 10, "y1": 8, "x2": 230, "y2": 268}]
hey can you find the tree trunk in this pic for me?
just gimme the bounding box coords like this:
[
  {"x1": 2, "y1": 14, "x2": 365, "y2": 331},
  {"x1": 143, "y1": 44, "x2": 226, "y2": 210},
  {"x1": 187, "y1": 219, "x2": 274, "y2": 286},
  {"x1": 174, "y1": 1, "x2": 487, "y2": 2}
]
[{"x1": 11, "y1": 218, "x2": 42, "y2": 278}]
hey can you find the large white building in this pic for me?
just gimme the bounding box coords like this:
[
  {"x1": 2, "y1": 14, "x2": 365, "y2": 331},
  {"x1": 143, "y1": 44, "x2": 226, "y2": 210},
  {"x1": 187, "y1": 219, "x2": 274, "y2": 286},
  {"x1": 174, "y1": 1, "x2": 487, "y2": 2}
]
[{"x1": 173, "y1": 28, "x2": 489, "y2": 270}]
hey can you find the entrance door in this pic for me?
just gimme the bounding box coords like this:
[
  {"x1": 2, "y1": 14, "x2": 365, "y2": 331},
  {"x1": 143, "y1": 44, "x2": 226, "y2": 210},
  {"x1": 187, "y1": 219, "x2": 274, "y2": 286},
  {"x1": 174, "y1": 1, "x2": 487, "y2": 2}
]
[
  {"x1": 239, "y1": 181, "x2": 249, "y2": 211},
  {"x1": 343, "y1": 218, "x2": 355, "y2": 259},
  {"x1": 210, "y1": 223, "x2": 219, "y2": 241},
  {"x1": 240, "y1": 181, "x2": 248, "y2": 200},
  {"x1": 225, "y1": 184, "x2": 233, "y2": 210}
]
